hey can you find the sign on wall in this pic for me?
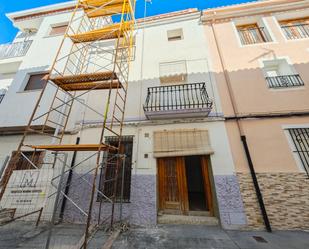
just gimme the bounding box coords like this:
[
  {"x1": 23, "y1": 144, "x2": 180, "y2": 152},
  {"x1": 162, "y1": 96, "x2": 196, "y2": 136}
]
[{"x1": 0, "y1": 167, "x2": 53, "y2": 210}]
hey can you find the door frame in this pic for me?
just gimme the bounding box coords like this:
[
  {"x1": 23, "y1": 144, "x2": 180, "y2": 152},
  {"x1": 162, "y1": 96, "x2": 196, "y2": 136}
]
[
  {"x1": 201, "y1": 156, "x2": 214, "y2": 216},
  {"x1": 158, "y1": 155, "x2": 214, "y2": 216}
]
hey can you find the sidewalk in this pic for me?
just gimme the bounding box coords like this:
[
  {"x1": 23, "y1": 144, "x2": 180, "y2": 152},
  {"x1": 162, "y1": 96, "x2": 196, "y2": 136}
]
[
  {"x1": 0, "y1": 222, "x2": 308, "y2": 249},
  {"x1": 114, "y1": 224, "x2": 309, "y2": 249}
]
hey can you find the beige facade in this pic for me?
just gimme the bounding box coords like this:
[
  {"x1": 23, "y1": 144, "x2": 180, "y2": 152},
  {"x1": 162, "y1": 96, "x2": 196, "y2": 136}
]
[{"x1": 203, "y1": 0, "x2": 309, "y2": 230}]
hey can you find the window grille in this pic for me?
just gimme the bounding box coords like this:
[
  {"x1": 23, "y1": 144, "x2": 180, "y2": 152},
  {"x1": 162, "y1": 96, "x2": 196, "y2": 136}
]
[
  {"x1": 266, "y1": 75, "x2": 304, "y2": 88},
  {"x1": 237, "y1": 24, "x2": 271, "y2": 45},
  {"x1": 98, "y1": 136, "x2": 133, "y2": 202},
  {"x1": 288, "y1": 128, "x2": 309, "y2": 176}
]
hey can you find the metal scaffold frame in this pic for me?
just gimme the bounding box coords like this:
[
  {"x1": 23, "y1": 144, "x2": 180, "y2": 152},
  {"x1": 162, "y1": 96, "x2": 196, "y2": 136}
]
[{"x1": 0, "y1": 0, "x2": 136, "y2": 248}]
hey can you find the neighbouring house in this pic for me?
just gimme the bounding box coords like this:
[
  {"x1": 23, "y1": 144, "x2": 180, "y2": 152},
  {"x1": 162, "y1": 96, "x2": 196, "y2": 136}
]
[{"x1": 202, "y1": 0, "x2": 309, "y2": 230}]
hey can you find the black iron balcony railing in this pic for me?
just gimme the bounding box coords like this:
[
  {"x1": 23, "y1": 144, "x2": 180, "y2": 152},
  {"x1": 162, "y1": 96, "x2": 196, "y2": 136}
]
[
  {"x1": 266, "y1": 74, "x2": 304, "y2": 89},
  {"x1": 237, "y1": 27, "x2": 271, "y2": 45},
  {"x1": 143, "y1": 83, "x2": 213, "y2": 119},
  {"x1": 0, "y1": 94, "x2": 5, "y2": 104},
  {"x1": 0, "y1": 40, "x2": 32, "y2": 60},
  {"x1": 281, "y1": 23, "x2": 309, "y2": 40}
]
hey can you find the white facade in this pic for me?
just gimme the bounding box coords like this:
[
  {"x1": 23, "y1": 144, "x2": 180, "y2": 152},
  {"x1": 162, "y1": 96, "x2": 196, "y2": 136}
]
[{"x1": 0, "y1": 3, "x2": 245, "y2": 229}]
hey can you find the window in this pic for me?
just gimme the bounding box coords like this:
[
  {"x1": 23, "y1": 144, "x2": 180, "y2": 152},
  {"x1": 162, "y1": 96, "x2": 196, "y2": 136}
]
[
  {"x1": 98, "y1": 136, "x2": 133, "y2": 202},
  {"x1": 280, "y1": 18, "x2": 309, "y2": 40},
  {"x1": 262, "y1": 59, "x2": 304, "y2": 89},
  {"x1": 167, "y1": 28, "x2": 183, "y2": 41},
  {"x1": 288, "y1": 128, "x2": 309, "y2": 176},
  {"x1": 24, "y1": 73, "x2": 48, "y2": 91},
  {"x1": 7, "y1": 151, "x2": 43, "y2": 172},
  {"x1": 159, "y1": 60, "x2": 187, "y2": 84},
  {"x1": 0, "y1": 151, "x2": 44, "y2": 186},
  {"x1": 49, "y1": 24, "x2": 68, "y2": 36},
  {"x1": 237, "y1": 23, "x2": 271, "y2": 45}
]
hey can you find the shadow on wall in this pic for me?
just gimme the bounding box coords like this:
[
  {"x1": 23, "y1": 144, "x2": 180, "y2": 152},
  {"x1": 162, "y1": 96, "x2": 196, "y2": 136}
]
[{"x1": 211, "y1": 61, "x2": 309, "y2": 115}]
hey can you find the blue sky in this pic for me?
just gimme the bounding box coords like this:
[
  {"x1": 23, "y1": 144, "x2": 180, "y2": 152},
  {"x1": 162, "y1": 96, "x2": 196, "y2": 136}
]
[{"x1": 0, "y1": 0, "x2": 256, "y2": 44}]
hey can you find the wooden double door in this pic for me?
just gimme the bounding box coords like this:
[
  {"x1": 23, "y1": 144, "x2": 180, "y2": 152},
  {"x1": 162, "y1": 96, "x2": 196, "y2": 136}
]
[{"x1": 158, "y1": 156, "x2": 213, "y2": 215}]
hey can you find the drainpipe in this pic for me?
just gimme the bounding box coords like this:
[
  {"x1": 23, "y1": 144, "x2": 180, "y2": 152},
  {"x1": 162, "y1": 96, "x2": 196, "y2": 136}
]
[
  {"x1": 59, "y1": 136, "x2": 80, "y2": 221},
  {"x1": 59, "y1": 97, "x2": 87, "y2": 221},
  {"x1": 209, "y1": 14, "x2": 272, "y2": 232}
]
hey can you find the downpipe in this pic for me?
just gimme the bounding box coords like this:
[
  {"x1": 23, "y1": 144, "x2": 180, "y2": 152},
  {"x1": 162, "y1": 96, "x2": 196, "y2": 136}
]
[
  {"x1": 241, "y1": 135, "x2": 272, "y2": 232},
  {"x1": 208, "y1": 17, "x2": 272, "y2": 232},
  {"x1": 59, "y1": 136, "x2": 80, "y2": 221}
]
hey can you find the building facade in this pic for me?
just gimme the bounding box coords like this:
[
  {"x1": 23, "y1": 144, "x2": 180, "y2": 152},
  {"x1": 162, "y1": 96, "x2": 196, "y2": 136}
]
[
  {"x1": 202, "y1": 0, "x2": 309, "y2": 230},
  {"x1": 0, "y1": 0, "x2": 308, "y2": 231}
]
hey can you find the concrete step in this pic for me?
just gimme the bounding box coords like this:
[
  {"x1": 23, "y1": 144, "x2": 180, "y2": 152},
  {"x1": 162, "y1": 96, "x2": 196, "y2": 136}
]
[{"x1": 158, "y1": 214, "x2": 219, "y2": 226}]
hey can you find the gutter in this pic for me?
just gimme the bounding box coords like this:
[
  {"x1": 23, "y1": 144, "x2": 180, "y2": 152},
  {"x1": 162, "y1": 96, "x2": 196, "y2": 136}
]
[{"x1": 209, "y1": 13, "x2": 272, "y2": 232}]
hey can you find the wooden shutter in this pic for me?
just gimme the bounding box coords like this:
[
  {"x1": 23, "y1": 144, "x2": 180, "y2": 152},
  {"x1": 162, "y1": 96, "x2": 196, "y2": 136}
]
[
  {"x1": 24, "y1": 73, "x2": 48, "y2": 91},
  {"x1": 154, "y1": 129, "x2": 213, "y2": 158}
]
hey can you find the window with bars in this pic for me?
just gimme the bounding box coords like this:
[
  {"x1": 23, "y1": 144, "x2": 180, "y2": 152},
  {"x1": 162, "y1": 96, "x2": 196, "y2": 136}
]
[
  {"x1": 15, "y1": 151, "x2": 44, "y2": 170},
  {"x1": 98, "y1": 136, "x2": 133, "y2": 202},
  {"x1": 288, "y1": 128, "x2": 309, "y2": 176},
  {"x1": 237, "y1": 23, "x2": 271, "y2": 45},
  {"x1": 280, "y1": 18, "x2": 309, "y2": 40},
  {"x1": 0, "y1": 151, "x2": 44, "y2": 187},
  {"x1": 262, "y1": 59, "x2": 304, "y2": 89}
]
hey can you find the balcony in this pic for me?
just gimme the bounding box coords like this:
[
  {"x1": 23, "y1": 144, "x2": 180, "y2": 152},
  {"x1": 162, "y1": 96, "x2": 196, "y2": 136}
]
[
  {"x1": 281, "y1": 23, "x2": 309, "y2": 40},
  {"x1": 237, "y1": 27, "x2": 271, "y2": 45},
  {"x1": 143, "y1": 83, "x2": 213, "y2": 120},
  {"x1": 0, "y1": 94, "x2": 4, "y2": 104},
  {"x1": 0, "y1": 40, "x2": 32, "y2": 60},
  {"x1": 266, "y1": 74, "x2": 304, "y2": 89}
]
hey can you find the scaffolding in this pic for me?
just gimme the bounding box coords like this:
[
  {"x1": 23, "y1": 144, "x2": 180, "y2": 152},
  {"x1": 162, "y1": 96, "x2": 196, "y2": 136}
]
[{"x1": 0, "y1": 0, "x2": 136, "y2": 248}]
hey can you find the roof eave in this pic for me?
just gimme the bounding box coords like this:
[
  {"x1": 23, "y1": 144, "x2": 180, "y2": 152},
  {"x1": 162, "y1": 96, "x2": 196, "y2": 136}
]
[
  {"x1": 202, "y1": 0, "x2": 309, "y2": 23},
  {"x1": 6, "y1": 1, "x2": 76, "y2": 22}
]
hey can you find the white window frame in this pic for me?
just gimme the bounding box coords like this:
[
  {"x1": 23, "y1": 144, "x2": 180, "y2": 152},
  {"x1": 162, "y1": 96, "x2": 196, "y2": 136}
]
[
  {"x1": 283, "y1": 124, "x2": 309, "y2": 174},
  {"x1": 258, "y1": 56, "x2": 304, "y2": 91}
]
